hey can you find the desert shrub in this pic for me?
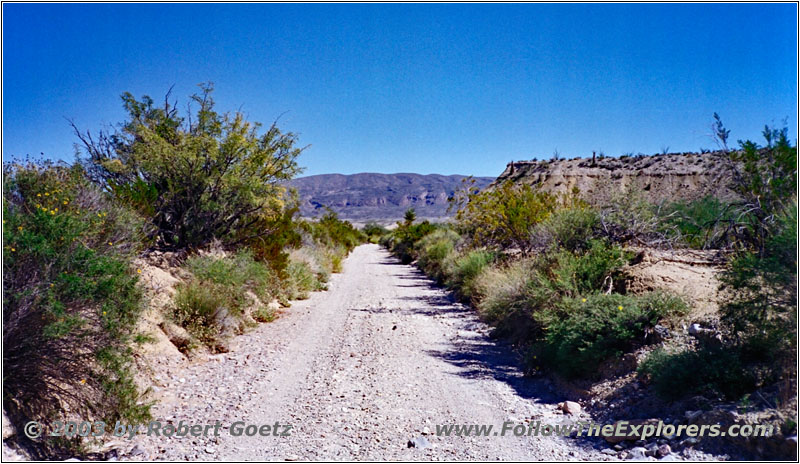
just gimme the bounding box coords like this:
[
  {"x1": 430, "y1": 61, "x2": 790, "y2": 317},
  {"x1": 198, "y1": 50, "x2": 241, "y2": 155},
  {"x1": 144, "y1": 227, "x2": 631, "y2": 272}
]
[
  {"x1": 172, "y1": 281, "x2": 228, "y2": 346},
  {"x1": 550, "y1": 239, "x2": 630, "y2": 296},
  {"x1": 304, "y1": 210, "x2": 365, "y2": 252},
  {"x1": 285, "y1": 260, "x2": 326, "y2": 299},
  {"x1": 537, "y1": 291, "x2": 688, "y2": 378},
  {"x1": 726, "y1": 123, "x2": 796, "y2": 253},
  {"x1": 74, "y1": 84, "x2": 304, "y2": 250},
  {"x1": 531, "y1": 207, "x2": 599, "y2": 252},
  {"x1": 638, "y1": 347, "x2": 759, "y2": 401},
  {"x1": 720, "y1": 204, "x2": 797, "y2": 358},
  {"x1": 473, "y1": 240, "x2": 674, "y2": 377},
  {"x1": 714, "y1": 119, "x2": 797, "y2": 398},
  {"x1": 243, "y1": 198, "x2": 302, "y2": 274},
  {"x1": 445, "y1": 249, "x2": 497, "y2": 302},
  {"x1": 474, "y1": 258, "x2": 554, "y2": 340},
  {"x1": 388, "y1": 220, "x2": 438, "y2": 264},
  {"x1": 718, "y1": 123, "x2": 797, "y2": 339},
  {"x1": 659, "y1": 196, "x2": 734, "y2": 249},
  {"x1": 252, "y1": 306, "x2": 277, "y2": 323},
  {"x1": 473, "y1": 240, "x2": 629, "y2": 342},
  {"x1": 3, "y1": 161, "x2": 149, "y2": 456},
  {"x1": 452, "y1": 181, "x2": 556, "y2": 253},
  {"x1": 404, "y1": 208, "x2": 417, "y2": 224},
  {"x1": 415, "y1": 228, "x2": 460, "y2": 283},
  {"x1": 187, "y1": 250, "x2": 283, "y2": 304},
  {"x1": 597, "y1": 189, "x2": 668, "y2": 246},
  {"x1": 362, "y1": 222, "x2": 389, "y2": 243},
  {"x1": 173, "y1": 250, "x2": 286, "y2": 347},
  {"x1": 296, "y1": 211, "x2": 365, "y2": 275}
]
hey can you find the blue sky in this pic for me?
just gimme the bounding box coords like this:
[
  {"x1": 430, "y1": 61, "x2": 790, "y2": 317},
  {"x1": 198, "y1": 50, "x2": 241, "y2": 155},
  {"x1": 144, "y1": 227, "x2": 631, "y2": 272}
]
[{"x1": 2, "y1": 3, "x2": 797, "y2": 177}]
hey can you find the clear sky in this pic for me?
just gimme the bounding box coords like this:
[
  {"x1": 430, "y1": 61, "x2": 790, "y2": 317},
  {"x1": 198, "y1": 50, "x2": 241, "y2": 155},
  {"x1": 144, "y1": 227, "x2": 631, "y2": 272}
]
[{"x1": 2, "y1": 3, "x2": 797, "y2": 177}]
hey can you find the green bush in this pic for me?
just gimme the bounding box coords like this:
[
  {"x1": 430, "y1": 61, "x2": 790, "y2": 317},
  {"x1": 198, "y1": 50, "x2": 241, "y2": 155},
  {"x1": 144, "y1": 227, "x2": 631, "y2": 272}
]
[
  {"x1": 295, "y1": 211, "x2": 365, "y2": 276},
  {"x1": 532, "y1": 207, "x2": 599, "y2": 252},
  {"x1": 302, "y1": 210, "x2": 365, "y2": 253},
  {"x1": 726, "y1": 122, "x2": 796, "y2": 253},
  {"x1": 362, "y1": 221, "x2": 389, "y2": 243},
  {"x1": 387, "y1": 220, "x2": 438, "y2": 264},
  {"x1": 550, "y1": 239, "x2": 630, "y2": 296},
  {"x1": 638, "y1": 347, "x2": 759, "y2": 401},
  {"x1": 713, "y1": 118, "x2": 797, "y2": 400},
  {"x1": 453, "y1": 181, "x2": 556, "y2": 253},
  {"x1": 474, "y1": 258, "x2": 554, "y2": 340},
  {"x1": 598, "y1": 189, "x2": 663, "y2": 245},
  {"x1": 720, "y1": 203, "x2": 797, "y2": 361},
  {"x1": 3, "y1": 161, "x2": 149, "y2": 456},
  {"x1": 415, "y1": 228, "x2": 460, "y2": 283},
  {"x1": 445, "y1": 249, "x2": 496, "y2": 302},
  {"x1": 186, "y1": 250, "x2": 283, "y2": 308},
  {"x1": 244, "y1": 198, "x2": 302, "y2": 274},
  {"x1": 172, "y1": 281, "x2": 228, "y2": 346},
  {"x1": 173, "y1": 250, "x2": 287, "y2": 347},
  {"x1": 538, "y1": 291, "x2": 688, "y2": 378},
  {"x1": 659, "y1": 196, "x2": 734, "y2": 249},
  {"x1": 252, "y1": 306, "x2": 277, "y2": 323},
  {"x1": 285, "y1": 260, "x2": 326, "y2": 299},
  {"x1": 75, "y1": 84, "x2": 304, "y2": 250}
]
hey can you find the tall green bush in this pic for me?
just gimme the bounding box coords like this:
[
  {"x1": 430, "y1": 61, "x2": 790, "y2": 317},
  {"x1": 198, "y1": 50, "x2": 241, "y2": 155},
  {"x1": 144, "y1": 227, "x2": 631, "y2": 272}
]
[
  {"x1": 453, "y1": 181, "x2": 556, "y2": 253},
  {"x1": 3, "y1": 161, "x2": 149, "y2": 456},
  {"x1": 74, "y1": 84, "x2": 305, "y2": 250}
]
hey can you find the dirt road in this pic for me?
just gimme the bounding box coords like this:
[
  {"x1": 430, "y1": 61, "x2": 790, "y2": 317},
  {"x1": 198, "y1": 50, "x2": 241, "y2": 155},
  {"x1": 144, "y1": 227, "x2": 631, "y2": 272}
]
[{"x1": 127, "y1": 244, "x2": 607, "y2": 460}]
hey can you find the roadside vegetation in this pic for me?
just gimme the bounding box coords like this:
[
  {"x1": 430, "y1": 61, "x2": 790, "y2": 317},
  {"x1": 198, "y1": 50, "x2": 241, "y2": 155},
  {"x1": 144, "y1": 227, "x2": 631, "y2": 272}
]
[
  {"x1": 2, "y1": 84, "x2": 364, "y2": 456},
  {"x1": 382, "y1": 118, "x2": 796, "y2": 414}
]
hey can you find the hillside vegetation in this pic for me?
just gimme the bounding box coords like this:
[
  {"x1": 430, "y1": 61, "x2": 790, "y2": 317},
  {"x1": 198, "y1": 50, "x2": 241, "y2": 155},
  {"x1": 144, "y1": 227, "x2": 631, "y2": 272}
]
[
  {"x1": 2, "y1": 85, "x2": 365, "y2": 457},
  {"x1": 380, "y1": 119, "x2": 797, "y2": 458}
]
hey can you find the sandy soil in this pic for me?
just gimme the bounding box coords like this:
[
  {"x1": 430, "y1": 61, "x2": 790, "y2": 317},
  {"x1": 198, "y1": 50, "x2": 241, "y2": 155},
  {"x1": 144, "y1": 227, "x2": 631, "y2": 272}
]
[{"x1": 122, "y1": 244, "x2": 611, "y2": 461}]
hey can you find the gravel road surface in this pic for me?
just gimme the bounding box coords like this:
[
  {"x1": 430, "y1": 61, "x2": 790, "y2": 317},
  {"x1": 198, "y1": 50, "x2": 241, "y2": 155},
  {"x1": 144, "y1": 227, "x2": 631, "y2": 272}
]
[{"x1": 126, "y1": 244, "x2": 609, "y2": 461}]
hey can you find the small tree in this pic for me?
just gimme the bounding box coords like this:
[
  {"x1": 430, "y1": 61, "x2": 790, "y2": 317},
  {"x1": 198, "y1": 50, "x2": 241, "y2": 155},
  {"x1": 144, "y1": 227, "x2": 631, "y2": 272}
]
[
  {"x1": 720, "y1": 122, "x2": 797, "y2": 344},
  {"x1": 73, "y1": 83, "x2": 306, "y2": 250},
  {"x1": 712, "y1": 112, "x2": 731, "y2": 152},
  {"x1": 403, "y1": 208, "x2": 416, "y2": 226},
  {"x1": 727, "y1": 122, "x2": 796, "y2": 254},
  {"x1": 454, "y1": 181, "x2": 556, "y2": 253}
]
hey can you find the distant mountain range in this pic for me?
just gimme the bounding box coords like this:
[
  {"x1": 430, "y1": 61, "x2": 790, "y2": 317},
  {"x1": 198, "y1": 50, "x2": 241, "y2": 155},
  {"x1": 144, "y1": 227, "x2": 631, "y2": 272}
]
[{"x1": 288, "y1": 173, "x2": 494, "y2": 222}]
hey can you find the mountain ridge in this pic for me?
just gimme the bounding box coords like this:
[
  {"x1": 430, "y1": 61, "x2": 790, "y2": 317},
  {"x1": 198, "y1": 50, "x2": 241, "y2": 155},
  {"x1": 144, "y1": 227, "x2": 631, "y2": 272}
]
[{"x1": 288, "y1": 172, "x2": 494, "y2": 222}]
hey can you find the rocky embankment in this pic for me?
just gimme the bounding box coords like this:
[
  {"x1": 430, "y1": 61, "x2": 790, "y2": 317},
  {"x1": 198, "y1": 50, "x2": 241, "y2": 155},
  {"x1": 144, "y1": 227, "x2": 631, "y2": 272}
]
[{"x1": 495, "y1": 151, "x2": 739, "y2": 204}]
